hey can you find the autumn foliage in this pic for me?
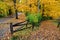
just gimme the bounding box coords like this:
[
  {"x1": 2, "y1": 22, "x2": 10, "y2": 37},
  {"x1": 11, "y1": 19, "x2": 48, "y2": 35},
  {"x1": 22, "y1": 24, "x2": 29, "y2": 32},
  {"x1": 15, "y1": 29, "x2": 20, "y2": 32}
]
[
  {"x1": 17, "y1": 0, "x2": 60, "y2": 19},
  {"x1": 0, "y1": 0, "x2": 60, "y2": 19}
]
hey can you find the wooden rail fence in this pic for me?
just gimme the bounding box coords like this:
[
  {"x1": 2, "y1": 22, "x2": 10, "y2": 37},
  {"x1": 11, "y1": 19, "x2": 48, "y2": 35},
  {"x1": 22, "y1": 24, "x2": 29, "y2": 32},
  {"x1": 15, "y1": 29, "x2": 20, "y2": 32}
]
[{"x1": 10, "y1": 21, "x2": 34, "y2": 34}]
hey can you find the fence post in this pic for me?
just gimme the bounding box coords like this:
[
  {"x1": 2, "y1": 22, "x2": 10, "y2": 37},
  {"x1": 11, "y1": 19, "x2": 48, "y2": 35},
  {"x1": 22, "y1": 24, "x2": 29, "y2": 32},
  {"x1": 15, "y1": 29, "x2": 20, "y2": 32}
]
[
  {"x1": 26, "y1": 21, "x2": 28, "y2": 28},
  {"x1": 10, "y1": 23, "x2": 13, "y2": 34},
  {"x1": 32, "y1": 25, "x2": 34, "y2": 31}
]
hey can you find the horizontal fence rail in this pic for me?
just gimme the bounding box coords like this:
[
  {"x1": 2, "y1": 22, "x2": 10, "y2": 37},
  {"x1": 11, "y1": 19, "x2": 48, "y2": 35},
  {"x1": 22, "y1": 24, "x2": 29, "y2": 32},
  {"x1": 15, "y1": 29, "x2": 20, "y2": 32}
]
[
  {"x1": 10, "y1": 21, "x2": 28, "y2": 34},
  {"x1": 0, "y1": 23, "x2": 10, "y2": 24},
  {"x1": 9, "y1": 20, "x2": 34, "y2": 34}
]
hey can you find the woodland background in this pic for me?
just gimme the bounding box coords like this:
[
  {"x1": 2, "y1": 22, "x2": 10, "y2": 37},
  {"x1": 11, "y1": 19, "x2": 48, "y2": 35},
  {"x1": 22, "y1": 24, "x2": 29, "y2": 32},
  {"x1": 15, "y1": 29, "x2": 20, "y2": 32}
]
[{"x1": 0, "y1": 0, "x2": 60, "y2": 19}]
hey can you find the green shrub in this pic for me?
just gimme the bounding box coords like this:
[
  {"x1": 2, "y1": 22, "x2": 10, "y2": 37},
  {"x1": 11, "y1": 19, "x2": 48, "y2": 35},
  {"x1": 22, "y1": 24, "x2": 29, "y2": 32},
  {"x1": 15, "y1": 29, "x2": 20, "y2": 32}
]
[
  {"x1": 27, "y1": 14, "x2": 38, "y2": 26},
  {"x1": 25, "y1": 11, "x2": 31, "y2": 17},
  {"x1": 0, "y1": 14, "x2": 4, "y2": 17},
  {"x1": 25, "y1": 12, "x2": 42, "y2": 27},
  {"x1": 42, "y1": 15, "x2": 52, "y2": 21},
  {"x1": 37, "y1": 13, "x2": 42, "y2": 23}
]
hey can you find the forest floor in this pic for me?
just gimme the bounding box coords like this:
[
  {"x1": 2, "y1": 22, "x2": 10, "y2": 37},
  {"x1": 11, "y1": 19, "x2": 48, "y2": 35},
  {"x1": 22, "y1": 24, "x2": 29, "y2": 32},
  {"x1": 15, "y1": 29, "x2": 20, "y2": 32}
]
[
  {"x1": 11, "y1": 20, "x2": 60, "y2": 40},
  {"x1": 28, "y1": 20, "x2": 60, "y2": 40}
]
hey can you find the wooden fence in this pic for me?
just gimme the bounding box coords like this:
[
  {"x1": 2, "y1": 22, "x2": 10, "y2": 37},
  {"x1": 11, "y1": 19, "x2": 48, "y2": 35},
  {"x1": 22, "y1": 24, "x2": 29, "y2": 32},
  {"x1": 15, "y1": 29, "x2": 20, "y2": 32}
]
[{"x1": 10, "y1": 21, "x2": 34, "y2": 34}]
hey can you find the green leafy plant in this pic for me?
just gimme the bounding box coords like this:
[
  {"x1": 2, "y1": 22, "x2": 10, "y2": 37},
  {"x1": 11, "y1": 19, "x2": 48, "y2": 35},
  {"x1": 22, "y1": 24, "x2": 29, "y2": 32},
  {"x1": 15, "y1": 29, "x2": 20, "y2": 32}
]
[
  {"x1": 27, "y1": 14, "x2": 38, "y2": 25},
  {"x1": 27, "y1": 14, "x2": 38, "y2": 30},
  {"x1": 25, "y1": 11, "x2": 30, "y2": 16},
  {"x1": 37, "y1": 13, "x2": 42, "y2": 23},
  {"x1": 10, "y1": 36, "x2": 20, "y2": 40},
  {"x1": 42, "y1": 15, "x2": 52, "y2": 21},
  {"x1": 25, "y1": 12, "x2": 42, "y2": 30}
]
